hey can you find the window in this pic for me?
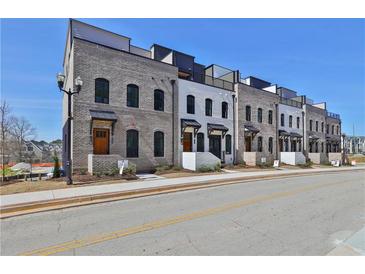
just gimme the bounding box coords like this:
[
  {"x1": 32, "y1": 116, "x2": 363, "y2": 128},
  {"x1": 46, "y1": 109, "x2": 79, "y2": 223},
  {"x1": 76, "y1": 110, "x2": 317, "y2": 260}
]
[
  {"x1": 336, "y1": 125, "x2": 339, "y2": 135},
  {"x1": 205, "y1": 99, "x2": 212, "y2": 116},
  {"x1": 332, "y1": 125, "x2": 334, "y2": 135},
  {"x1": 326, "y1": 124, "x2": 329, "y2": 134},
  {"x1": 154, "y1": 89, "x2": 164, "y2": 111},
  {"x1": 197, "y1": 133, "x2": 204, "y2": 152},
  {"x1": 285, "y1": 139, "x2": 289, "y2": 152},
  {"x1": 310, "y1": 120, "x2": 313, "y2": 131},
  {"x1": 127, "y1": 84, "x2": 139, "y2": 108},
  {"x1": 258, "y1": 108, "x2": 263, "y2": 123},
  {"x1": 268, "y1": 110, "x2": 273, "y2": 124},
  {"x1": 95, "y1": 78, "x2": 109, "y2": 104},
  {"x1": 226, "y1": 134, "x2": 232, "y2": 154},
  {"x1": 268, "y1": 137, "x2": 273, "y2": 154},
  {"x1": 246, "y1": 105, "x2": 251, "y2": 121},
  {"x1": 257, "y1": 136, "x2": 263, "y2": 152},
  {"x1": 298, "y1": 140, "x2": 302, "y2": 152},
  {"x1": 126, "y1": 129, "x2": 138, "y2": 158},
  {"x1": 321, "y1": 142, "x2": 324, "y2": 153},
  {"x1": 154, "y1": 131, "x2": 164, "y2": 157},
  {"x1": 315, "y1": 142, "x2": 318, "y2": 153},
  {"x1": 289, "y1": 115, "x2": 293, "y2": 128},
  {"x1": 222, "y1": 102, "x2": 228, "y2": 119},
  {"x1": 281, "y1": 113, "x2": 285, "y2": 127},
  {"x1": 316, "y1": 121, "x2": 319, "y2": 132},
  {"x1": 321, "y1": 122, "x2": 324, "y2": 132},
  {"x1": 297, "y1": 117, "x2": 300, "y2": 129},
  {"x1": 187, "y1": 95, "x2": 195, "y2": 114}
]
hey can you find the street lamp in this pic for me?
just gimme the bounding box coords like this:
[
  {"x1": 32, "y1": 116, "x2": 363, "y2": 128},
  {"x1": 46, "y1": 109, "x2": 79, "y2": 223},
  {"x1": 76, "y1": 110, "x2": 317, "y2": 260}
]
[{"x1": 56, "y1": 73, "x2": 83, "y2": 185}]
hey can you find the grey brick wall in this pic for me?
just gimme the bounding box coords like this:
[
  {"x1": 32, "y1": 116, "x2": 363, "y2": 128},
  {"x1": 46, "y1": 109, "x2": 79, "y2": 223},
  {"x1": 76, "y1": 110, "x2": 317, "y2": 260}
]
[
  {"x1": 303, "y1": 104, "x2": 327, "y2": 154},
  {"x1": 236, "y1": 83, "x2": 279, "y2": 163},
  {"x1": 71, "y1": 38, "x2": 178, "y2": 172}
]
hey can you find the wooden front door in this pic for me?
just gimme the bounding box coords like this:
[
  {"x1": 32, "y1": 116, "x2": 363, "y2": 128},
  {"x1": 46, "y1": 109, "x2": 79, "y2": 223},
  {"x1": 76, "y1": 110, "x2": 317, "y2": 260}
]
[
  {"x1": 183, "y1": 132, "x2": 192, "y2": 152},
  {"x1": 245, "y1": 136, "x2": 252, "y2": 152},
  {"x1": 93, "y1": 128, "x2": 109, "y2": 154}
]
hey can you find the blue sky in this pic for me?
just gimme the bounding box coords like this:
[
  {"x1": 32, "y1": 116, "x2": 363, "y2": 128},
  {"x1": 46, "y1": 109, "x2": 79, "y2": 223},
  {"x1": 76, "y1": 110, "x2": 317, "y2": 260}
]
[{"x1": 1, "y1": 18, "x2": 364, "y2": 141}]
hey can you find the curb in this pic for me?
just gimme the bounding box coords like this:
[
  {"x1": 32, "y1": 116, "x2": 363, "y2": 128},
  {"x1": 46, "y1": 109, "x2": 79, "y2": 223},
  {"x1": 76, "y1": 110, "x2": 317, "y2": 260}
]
[{"x1": 1, "y1": 168, "x2": 364, "y2": 219}]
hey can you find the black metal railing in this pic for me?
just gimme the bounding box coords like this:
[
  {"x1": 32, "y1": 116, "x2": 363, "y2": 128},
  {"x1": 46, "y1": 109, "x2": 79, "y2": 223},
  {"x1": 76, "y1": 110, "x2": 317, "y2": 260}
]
[
  {"x1": 327, "y1": 111, "x2": 340, "y2": 119},
  {"x1": 279, "y1": 97, "x2": 303, "y2": 108},
  {"x1": 204, "y1": 75, "x2": 234, "y2": 91}
]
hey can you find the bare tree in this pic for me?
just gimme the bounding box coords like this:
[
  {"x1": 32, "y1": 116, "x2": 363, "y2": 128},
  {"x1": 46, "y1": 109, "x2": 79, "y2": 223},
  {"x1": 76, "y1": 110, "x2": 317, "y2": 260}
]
[
  {"x1": 0, "y1": 101, "x2": 14, "y2": 181},
  {"x1": 11, "y1": 116, "x2": 36, "y2": 162}
]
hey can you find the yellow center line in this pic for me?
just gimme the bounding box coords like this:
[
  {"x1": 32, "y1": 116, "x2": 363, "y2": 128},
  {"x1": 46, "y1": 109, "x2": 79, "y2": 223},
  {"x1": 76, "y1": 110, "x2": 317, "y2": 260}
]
[{"x1": 19, "y1": 179, "x2": 350, "y2": 256}]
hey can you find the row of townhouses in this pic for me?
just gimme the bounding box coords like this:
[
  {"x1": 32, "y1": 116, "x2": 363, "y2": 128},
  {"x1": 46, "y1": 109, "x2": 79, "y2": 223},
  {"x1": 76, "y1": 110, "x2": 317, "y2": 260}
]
[{"x1": 61, "y1": 19, "x2": 343, "y2": 173}]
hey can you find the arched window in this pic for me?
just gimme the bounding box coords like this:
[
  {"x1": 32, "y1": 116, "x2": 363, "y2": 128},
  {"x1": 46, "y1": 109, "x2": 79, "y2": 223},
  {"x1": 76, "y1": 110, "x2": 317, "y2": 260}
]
[
  {"x1": 246, "y1": 105, "x2": 251, "y2": 121},
  {"x1": 297, "y1": 117, "x2": 300, "y2": 128},
  {"x1": 268, "y1": 110, "x2": 273, "y2": 125},
  {"x1": 197, "y1": 133, "x2": 204, "y2": 152},
  {"x1": 126, "y1": 129, "x2": 138, "y2": 158},
  {"x1": 321, "y1": 122, "x2": 324, "y2": 132},
  {"x1": 222, "y1": 102, "x2": 228, "y2": 119},
  {"x1": 226, "y1": 134, "x2": 232, "y2": 154},
  {"x1": 205, "y1": 99, "x2": 212, "y2": 116},
  {"x1": 336, "y1": 125, "x2": 339, "y2": 135},
  {"x1": 331, "y1": 125, "x2": 335, "y2": 135},
  {"x1": 268, "y1": 137, "x2": 273, "y2": 154},
  {"x1": 281, "y1": 114, "x2": 285, "y2": 127},
  {"x1": 257, "y1": 108, "x2": 262, "y2": 123},
  {"x1": 154, "y1": 89, "x2": 164, "y2": 111},
  {"x1": 310, "y1": 120, "x2": 313, "y2": 131},
  {"x1": 187, "y1": 95, "x2": 195, "y2": 114},
  {"x1": 154, "y1": 131, "x2": 164, "y2": 157},
  {"x1": 257, "y1": 136, "x2": 263, "y2": 152},
  {"x1": 315, "y1": 121, "x2": 319, "y2": 132},
  {"x1": 326, "y1": 124, "x2": 329, "y2": 134},
  {"x1": 95, "y1": 78, "x2": 109, "y2": 104},
  {"x1": 127, "y1": 84, "x2": 139, "y2": 108},
  {"x1": 289, "y1": 115, "x2": 293, "y2": 128}
]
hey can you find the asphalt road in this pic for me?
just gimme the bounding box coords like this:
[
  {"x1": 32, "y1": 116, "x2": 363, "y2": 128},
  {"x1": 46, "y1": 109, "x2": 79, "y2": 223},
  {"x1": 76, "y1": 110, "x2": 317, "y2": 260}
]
[{"x1": 1, "y1": 170, "x2": 364, "y2": 255}]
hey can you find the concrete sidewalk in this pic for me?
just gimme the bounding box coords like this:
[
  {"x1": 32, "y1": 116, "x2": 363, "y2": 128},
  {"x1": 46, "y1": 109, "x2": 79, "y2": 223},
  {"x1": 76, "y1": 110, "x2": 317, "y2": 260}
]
[{"x1": 1, "y1": 166, "x2": 364, "y2": 208}]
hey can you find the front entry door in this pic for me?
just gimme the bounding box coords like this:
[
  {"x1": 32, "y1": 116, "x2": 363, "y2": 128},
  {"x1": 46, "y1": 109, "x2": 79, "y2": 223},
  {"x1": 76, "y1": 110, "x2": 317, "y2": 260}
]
[
  {"x1": 245, "y1": 136, "x2": 252, "y2": 152},
  {"x1": 93, "y1": 128, "x2": 109, "y2": 154},
  {"x1": 209, "y1": 135, "x2": 221, "y2": 159},
  {"x1": 183, "y1": 132, "x2": 192, "y2": 152}
]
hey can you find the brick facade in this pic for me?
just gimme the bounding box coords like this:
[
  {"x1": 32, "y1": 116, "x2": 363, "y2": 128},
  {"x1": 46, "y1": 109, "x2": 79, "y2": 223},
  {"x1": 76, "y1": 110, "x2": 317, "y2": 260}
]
[
  {"x1": 71, "y1": 39, "x2": 178, "y2": 172},
  {"x1": 236, "y1": 83, "x2": 279, "y2": 164}
]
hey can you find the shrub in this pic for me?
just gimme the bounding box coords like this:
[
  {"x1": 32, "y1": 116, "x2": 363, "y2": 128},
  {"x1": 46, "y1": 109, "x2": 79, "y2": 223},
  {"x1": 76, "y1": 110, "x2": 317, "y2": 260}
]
[
  {"x1": 53, "y1": 154, "x2": 61, "y2": 178},
  {"x1": 198, "y1": 163, "x2": 221, "y2": 173},
  {"x1": 124, "y1": 163, "x2": 136, "y2": 175},
  {"x1": 79, "y1": 168, "x2": 87, "y2": 175},
  {"x1": 110, "y1": 167, "x2": 120, "y2": 176},
  {"x1": 214, "y1": 163, "x2": 221, "y2": 172},
  {"x1": 298, "y1": 159, "x2": 313, "y2": 168}
]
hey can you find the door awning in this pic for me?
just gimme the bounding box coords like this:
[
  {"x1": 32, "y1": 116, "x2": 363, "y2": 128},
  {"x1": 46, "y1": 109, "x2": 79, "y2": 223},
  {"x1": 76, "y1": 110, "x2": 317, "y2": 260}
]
[
  {"x1": 279, "y1": 130, "x2": 290, "y2": 137},
  {"x1": 309, "y1": 135, "x2": 319, "y2": 141},
  {"x1": 290, "y1": 132, "x2": 302, "y2": 138},
  {"x1": 181, "y1": 119, "x2": 201, "y2": 129},
  {"x1": 208, "y1": 123, "x2": 229, "y2": 132},
  {"x1": 244, "y1": 124, "x2": 260, "y2": 134},
  {"x1": 90, "y1": 110, "x2": 117, "y2": 121},
  {"x1": 89, "y1": 110, "x2": 117, "y2": 141},
  {"x1": 181, "y1": 119, "x2": 201, "y2": 138}
]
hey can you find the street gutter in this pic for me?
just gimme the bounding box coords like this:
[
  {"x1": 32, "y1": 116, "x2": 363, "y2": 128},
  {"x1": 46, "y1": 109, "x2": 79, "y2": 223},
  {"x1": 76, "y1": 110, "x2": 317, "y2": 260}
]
[{"x1": 1, "y1": 167, "x2": 364, "y2": 219}]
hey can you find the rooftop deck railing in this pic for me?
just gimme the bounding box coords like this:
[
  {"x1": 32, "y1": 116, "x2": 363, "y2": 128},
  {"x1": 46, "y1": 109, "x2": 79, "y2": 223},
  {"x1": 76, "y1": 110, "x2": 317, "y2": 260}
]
[
  {"x1": 327, "y1": 111, "x2": 340, "y2": 119},
  {"x1": 279, "y1": 97, "x2": 303, "y2": 108},
  {"x1": 204, "y1": 75, "x2": 234, "y2": 91}
]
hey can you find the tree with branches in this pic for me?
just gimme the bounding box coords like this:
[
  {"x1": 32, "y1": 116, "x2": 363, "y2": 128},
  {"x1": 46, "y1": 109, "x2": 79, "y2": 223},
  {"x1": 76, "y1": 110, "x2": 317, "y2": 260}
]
[
  {"x1": 0, "y1": 101, "x2": 15, "y2": 182},
  {"x1": 11, "y1": 116, "x2": 36, "y2": 162}
]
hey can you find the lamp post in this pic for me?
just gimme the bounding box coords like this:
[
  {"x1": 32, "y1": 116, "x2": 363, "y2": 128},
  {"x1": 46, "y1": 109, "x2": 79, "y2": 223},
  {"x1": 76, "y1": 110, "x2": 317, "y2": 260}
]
[{"x1": 57, "y1": 73, "x2": 83, "y2": 185}]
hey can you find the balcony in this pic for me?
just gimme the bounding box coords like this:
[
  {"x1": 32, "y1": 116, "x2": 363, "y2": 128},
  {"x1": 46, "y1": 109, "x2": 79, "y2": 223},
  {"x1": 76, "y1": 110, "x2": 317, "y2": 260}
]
[
  {"x1": 204, "y1": 75, "x2": 234, "y2": 91},
  {"x1": 279, "y1": 97, "x2": 303, "y2": 108},
  {"x1": 327, "y1": 111, "x2": 340, "y2": 119}
]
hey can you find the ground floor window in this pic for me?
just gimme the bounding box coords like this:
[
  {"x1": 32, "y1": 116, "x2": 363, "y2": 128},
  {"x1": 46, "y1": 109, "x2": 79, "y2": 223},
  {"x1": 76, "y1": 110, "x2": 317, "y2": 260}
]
[
  {"x1": 257, "y1": 136, "x2": 263, "y2": 152},
  {"x1": 154, "y1": 131, "x2": 164, "y2": 157},
  {"x1": 226, "y1": 134, "x2": 232, "y2": 154},
  {"x1": 126, "y1": 129, "x2": 139, "y2": 157},
  {"x1": 284, "y1": 138, "x2": 289, "y2": 152},
  {"x1": 197, "y1": 133, "x2": 204, "y2": 152},
  {"x1": 268, "y1": 137, "x2": 273, "y2": 154}
]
